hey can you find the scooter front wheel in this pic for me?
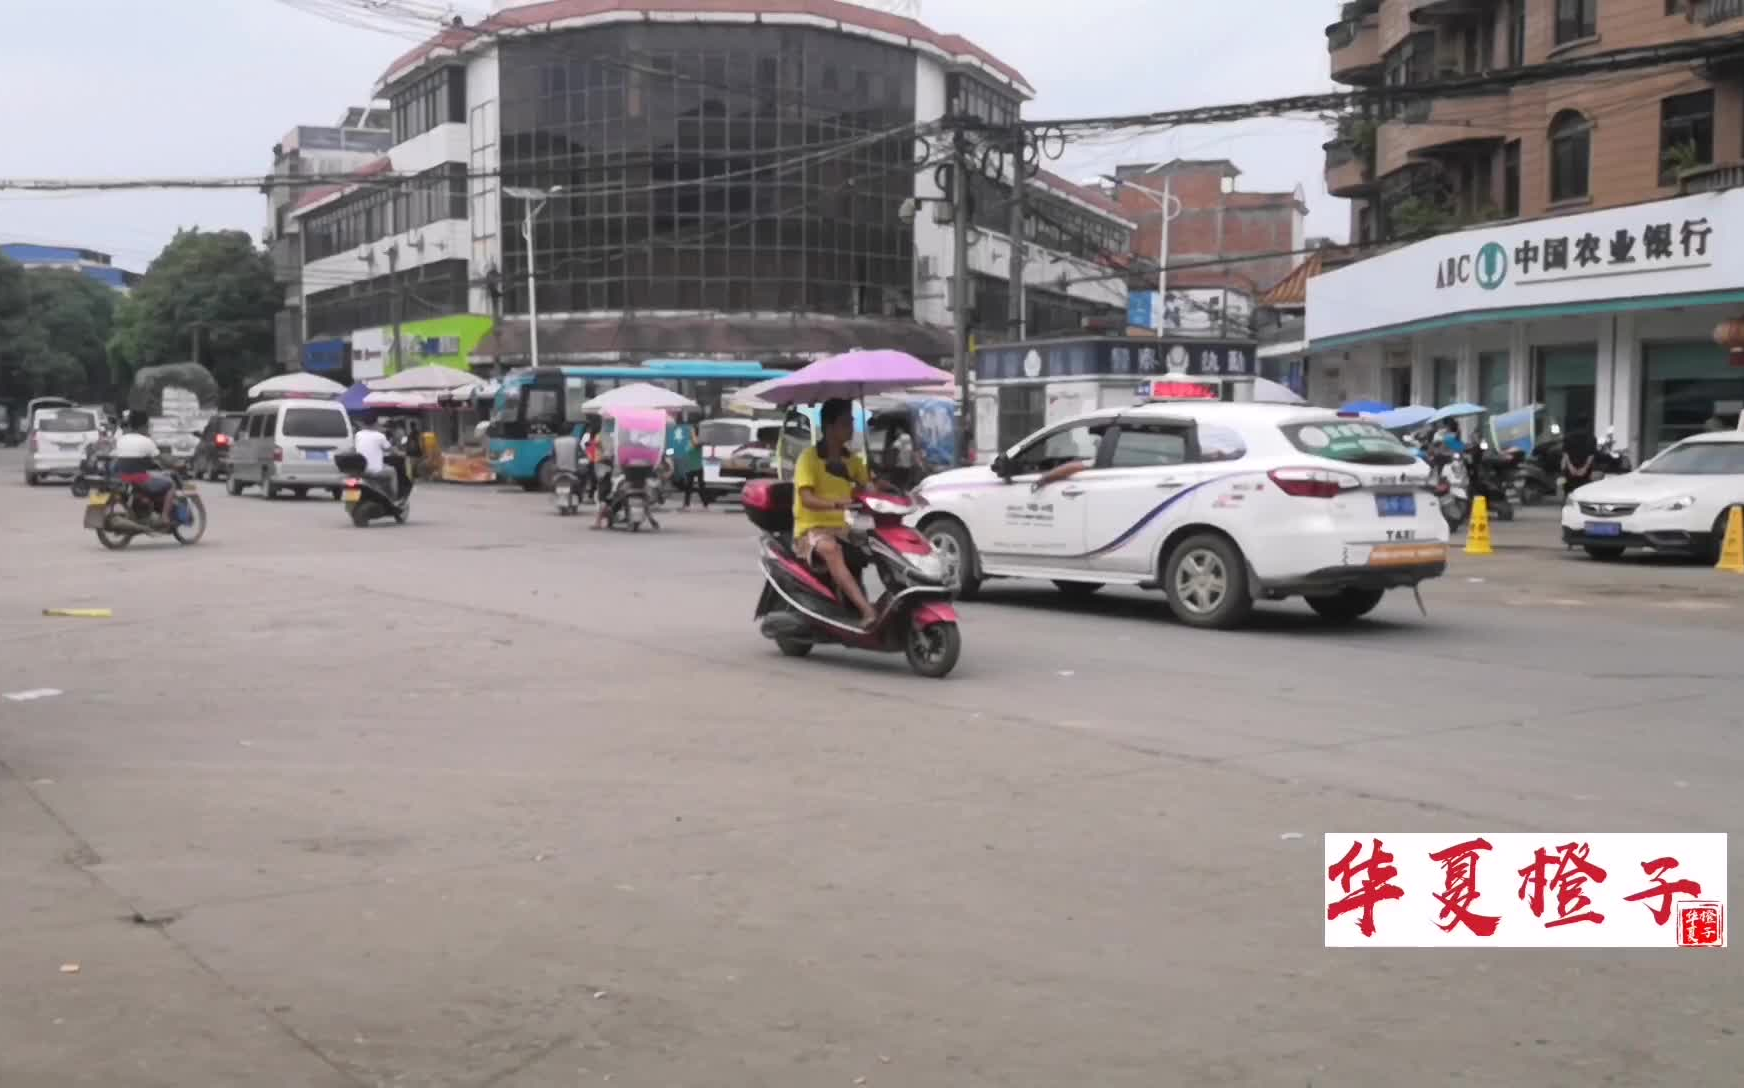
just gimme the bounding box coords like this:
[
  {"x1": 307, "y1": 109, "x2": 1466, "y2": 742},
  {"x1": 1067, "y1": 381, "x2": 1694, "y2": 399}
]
[{"x1": 905, "y1": 620, "x2": 961, "y2": 679}]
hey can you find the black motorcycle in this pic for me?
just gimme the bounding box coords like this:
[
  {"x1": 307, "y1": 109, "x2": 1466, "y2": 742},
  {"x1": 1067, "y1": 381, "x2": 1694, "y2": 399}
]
[
  {"x1": 334, "y1": 451, "x2": 412, "y2": 527},
  {"x1": 83, "y1": 468, "x2": 206, "y2": 550},
  {"x1": 1464, "y1": 445, "x2": 1515, "y2": 522}
]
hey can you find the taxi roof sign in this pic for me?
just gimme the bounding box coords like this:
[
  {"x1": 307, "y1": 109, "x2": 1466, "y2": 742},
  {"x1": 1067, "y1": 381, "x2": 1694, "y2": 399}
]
[{"x1": 1138, "y1": 379, "x2": 1220, "y2": 402}]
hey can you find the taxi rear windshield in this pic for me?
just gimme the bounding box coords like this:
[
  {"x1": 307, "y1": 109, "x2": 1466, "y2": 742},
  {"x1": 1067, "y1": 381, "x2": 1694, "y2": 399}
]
[{"x1": 1280, "y1": 421, "x2": 1417, "y2": 466}]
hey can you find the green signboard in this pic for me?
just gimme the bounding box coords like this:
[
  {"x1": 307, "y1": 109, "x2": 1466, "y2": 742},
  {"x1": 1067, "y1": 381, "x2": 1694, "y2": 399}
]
[{"x1": 383, "y1": 314, "x2": 495, "y2": 375}]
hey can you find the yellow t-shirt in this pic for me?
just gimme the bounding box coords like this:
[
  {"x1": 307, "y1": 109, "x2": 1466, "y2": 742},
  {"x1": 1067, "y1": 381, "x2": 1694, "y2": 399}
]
[{"x1": 792, "y1": 445, "x2": 870, "y2": 539}]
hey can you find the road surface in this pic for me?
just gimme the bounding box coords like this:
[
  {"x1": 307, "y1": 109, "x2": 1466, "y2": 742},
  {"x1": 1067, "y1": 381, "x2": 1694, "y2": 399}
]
[{"x1": 1, "y1": 451, "x2": 1737, "y2": 1087}]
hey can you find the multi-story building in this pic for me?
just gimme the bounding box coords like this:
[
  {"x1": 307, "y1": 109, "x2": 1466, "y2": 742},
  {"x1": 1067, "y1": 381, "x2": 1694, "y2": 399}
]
[
  {"x1": 1309, "y1": 0, "x2": 1744, "y2": 456},
  {"x1": 281, "y1": 0, "x2": 1132, "y2": 381},
  {"x1": 262, "y1": 108, "x2": 392, "y2": 375},
  {"x1": 0, "y1": 242, "x2": 140, "y2": 293},
  {"x1": 1109, "y1": 159, "x2": 1307, "y2": 340}
]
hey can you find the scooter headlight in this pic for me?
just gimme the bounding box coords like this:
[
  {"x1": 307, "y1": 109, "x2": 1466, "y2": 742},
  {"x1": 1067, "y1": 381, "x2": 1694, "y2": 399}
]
[{"x1": 906, "y1": 550, "x2": 945, "y2": 582}]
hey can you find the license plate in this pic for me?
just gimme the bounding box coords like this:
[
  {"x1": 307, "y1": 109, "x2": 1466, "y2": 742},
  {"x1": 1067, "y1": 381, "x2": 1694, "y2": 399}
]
[
  {"x1": 342, "y1": 489, "x2": 361, "y2": 503},
  {"x1": 554, "y1": 484, "x2": 571, "y2": 496},
  {"x1": 181, "y1": 483, "x2": 197, "y2": 493},
  {"x1": 1368, "y1": 543, "x2": 1448, "y2": 567},
  {"x1": 1585, "y1": 521, "x2": 1622, "y2": 537},
  {"x1": 306, "y1": 449, "x2": 329, "y2": 461},
  {"x1": 87, "y1": 492, "x2": 109, "y2": 507},
  {"x1": 1375, "y1": 494, "x2": 1416, "y2": 517}
]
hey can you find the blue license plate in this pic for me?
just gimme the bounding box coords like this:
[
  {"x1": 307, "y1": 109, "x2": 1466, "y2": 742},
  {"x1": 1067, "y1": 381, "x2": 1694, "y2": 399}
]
[
  {"x1": 1585, "y1": 521, "x2": 1622, "y2": 537},
  {"x1": 306, "y1": 449, "x2": 329, "y2": 461},
  {"x1": 1375, "y1": 494, "x2": 1415, "y2": 517}
]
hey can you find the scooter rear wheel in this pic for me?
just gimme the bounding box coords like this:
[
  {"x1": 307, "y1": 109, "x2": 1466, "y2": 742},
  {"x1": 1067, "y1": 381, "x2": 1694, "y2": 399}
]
[
  {"x1": 775, "y1": 637, "x2": 813, "y2": 658},
  {"x1": 905, "y1": 621, "x2": 960, "y2": 679}
]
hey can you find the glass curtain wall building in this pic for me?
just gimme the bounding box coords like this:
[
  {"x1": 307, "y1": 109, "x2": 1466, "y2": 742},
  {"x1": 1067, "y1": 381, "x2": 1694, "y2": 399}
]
[{"x1": 496, "y1": 25, "x2": 918, "y2": 319}]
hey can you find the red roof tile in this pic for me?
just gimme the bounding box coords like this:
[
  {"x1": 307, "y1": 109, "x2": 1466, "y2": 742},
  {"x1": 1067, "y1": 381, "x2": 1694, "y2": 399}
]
[
  {"x1": 379, "y1": 0, "x2": 1029, "y2": 94},
  {"x1": 1257, "y1": 250, "x2": 1322, "y2": 307},
  {"x1": 291, "y1": 156, "x2": 394, "y2": 213}
]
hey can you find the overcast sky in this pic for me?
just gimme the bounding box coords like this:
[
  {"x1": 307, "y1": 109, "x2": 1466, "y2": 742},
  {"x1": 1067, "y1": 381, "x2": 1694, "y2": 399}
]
[{"x1": 0, "y1": 0, "x2": 1343, "y2": 273}]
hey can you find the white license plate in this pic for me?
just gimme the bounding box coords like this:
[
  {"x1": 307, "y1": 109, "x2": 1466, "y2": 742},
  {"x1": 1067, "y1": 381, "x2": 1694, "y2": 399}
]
[{"x1": 554, "y1": 485, "x2": 571, "y2": 496}]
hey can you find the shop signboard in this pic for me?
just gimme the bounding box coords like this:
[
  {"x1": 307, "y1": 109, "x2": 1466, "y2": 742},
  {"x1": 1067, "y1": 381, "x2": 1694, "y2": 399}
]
[
  {"x1": 1309, "y1": 189, "x2": 1744, "y2": 346},
  {"x1": 974, "y1": 336, "x2": 1255, "y2": 383},
  {"x1": 352, "y1": 328, "x2": 388, "y2": 381}
]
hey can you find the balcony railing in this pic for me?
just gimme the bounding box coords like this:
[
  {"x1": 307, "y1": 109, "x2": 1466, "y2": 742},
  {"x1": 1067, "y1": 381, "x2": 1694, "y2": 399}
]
[
  {"x1": 1691, "y1": 0, "x2": 1744, "y2": 26},
  {"x1": 1679, "y1": 161, "x2": 1744, "y2": 194}
]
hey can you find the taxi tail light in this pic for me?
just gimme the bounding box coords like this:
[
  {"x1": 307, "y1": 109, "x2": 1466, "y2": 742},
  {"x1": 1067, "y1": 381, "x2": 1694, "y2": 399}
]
[{"x1": 1269, "y1": 468, "x2": 1360, "y2": 499}]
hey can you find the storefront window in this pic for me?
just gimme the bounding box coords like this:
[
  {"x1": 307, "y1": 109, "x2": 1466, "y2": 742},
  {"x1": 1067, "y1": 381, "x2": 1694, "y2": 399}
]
[
  {"x1": 1479, "y1": 351, "x2": 1510, "y2": 414},
  {"x1": 1534, "y1": 345, "x2": 1596, "y2": 438},
  {"x1": 1432, "y1": 357, "x2": 1458, "y2": 406},
  {"x1": 1641, "y1": 342, "x2": 1744, "y2": 455}
]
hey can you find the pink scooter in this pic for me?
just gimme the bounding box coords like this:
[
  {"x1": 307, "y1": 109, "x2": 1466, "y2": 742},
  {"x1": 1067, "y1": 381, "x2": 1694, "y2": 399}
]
[{"x1": 742, "y1": 479, "x2": 961, "y2": 678}]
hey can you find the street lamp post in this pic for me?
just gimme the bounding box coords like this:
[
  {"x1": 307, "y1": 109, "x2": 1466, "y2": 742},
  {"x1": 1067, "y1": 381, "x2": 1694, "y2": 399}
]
[
  {"x1": 506, "y1": 186, "x2": 562, "y2": 369},
  {"x1": 1099, "y1": 173, "x2": 1181, "y2": 338}
]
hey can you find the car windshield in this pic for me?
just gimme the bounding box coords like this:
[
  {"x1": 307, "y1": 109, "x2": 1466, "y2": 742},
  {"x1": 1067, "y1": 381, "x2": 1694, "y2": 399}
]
[
  {"x1": 700, "y1": 422, "x2": 749, "y2": 447},
  {"x1": 1642, "y1": 441, "x2": 1744, "y2": 475},
  {"x1": 282, "y1": 408, "x2": 350, "y2": 439},
  {"x1": 37, "y1": 410, "x2": 97, "y2": 433},
  {"x1": 1280, "y1": 420, "x2": 1417, "y2": 466}
]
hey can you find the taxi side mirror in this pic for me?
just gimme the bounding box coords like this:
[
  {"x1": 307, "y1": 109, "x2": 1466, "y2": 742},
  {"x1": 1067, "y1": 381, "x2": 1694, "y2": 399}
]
[{"x1": 991, "y1": 453, "x2": 1013, "y2": 479}]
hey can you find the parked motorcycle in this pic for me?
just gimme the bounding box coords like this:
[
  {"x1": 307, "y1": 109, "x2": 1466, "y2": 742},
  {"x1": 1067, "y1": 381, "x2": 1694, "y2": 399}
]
[
  {"x1": 82, "y1": 470, "x2": 206, "y2": 550},
  {"x1": 1466, "y1": 444, "x2": 1515, "y2": 522},
  {"x1": 334, "y1": 451, "x2": 412, "y2": 527},
  {"x1": 1502, "y1": 447, "x2": 1556, "y2": 506},
  {"x1": 742, "y1": 479, "x2": 961, "y2": 679},
  {"x1": 1428, "y1": 448, "x2": 1471, "y2": 531}
]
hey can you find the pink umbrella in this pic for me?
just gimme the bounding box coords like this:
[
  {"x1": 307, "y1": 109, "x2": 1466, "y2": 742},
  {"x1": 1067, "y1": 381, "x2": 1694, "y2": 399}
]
[{"x1": 763, "y1": 350, "x2": 954, "y2": 406}]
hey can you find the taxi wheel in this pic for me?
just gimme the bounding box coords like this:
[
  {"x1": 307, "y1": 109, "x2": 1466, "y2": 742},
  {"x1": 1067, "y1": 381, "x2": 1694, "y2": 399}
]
[
  {"x1": 1306, "y1": 588, "x2": 1386, "y2": 624},
  {"x1": 925, "y1": 518, "x2": 980, "y2": 600},
  {"x1": 1163, "y1": 533, "x2": 1252, "y2": 630}
]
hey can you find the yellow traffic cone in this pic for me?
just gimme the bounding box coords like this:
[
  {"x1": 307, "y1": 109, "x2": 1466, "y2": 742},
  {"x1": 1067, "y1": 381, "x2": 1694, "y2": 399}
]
[
  {"x1": 1464, "y1": 496, "x2": 1494, "y2": 556},
  {"x1": 1716, "y1": 506, "x2": 1744, "y2": 573}
]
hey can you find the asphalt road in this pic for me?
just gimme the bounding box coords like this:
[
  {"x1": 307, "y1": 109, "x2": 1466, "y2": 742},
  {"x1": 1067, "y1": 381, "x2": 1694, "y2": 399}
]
[{"x1": 1, "y1": 449, "x2": 1739, "y2": 1088}]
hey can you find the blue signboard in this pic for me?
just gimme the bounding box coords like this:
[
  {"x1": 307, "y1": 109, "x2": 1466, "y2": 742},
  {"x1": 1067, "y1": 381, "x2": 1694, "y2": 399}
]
[
  {"x1": 1126, "y1": 291, "x2": 1156, "y2": 331},
  {"x1": 1491, "y1": 405, "x2": 1537, "y2": 453},
  {"x1": 303, "y1": 339, "x2": 348, "y2": 374}
]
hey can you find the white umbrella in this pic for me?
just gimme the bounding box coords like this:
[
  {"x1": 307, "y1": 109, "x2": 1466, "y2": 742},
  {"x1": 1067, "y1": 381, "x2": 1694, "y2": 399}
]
[
  {"x1": 1250, "y1": 377, "x2": 1306, "y2": 405},
  {"x1": 369, "y1": 365, "x2": 486, "y2": 393},
  {"x1": 249, "y1": 373, "x2": 346, "y2": 399},
  {"x1": 581, "y1": 382, "x2": 698, "y2": 413},
  {"x1": 364, "y1": 390, "x2": 443, "y2": 410},
  {"x1": 726, "y1": 377, "x2": 786, "y2": 412}
]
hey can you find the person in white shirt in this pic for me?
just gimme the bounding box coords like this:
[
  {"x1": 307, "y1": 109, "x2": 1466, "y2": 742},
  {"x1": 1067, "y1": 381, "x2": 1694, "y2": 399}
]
[
  {"x1": 352, "y1": 414, "x2": 398, "y2": 499},
  {"x1": 113, "y1": 411, "x2": 176, "y2": 525}
]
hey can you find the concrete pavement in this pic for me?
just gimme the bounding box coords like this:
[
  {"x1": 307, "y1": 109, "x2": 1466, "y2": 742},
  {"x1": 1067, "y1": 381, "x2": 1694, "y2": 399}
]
[{"x1": 1, "y1": 450, "x2": 1739, "y2": 1087}]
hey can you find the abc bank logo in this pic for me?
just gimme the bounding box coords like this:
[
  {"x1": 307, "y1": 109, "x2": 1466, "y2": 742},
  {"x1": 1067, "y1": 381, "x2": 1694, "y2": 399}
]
[{"x1": 1437, "y1": 242, "x2": 1509, "y2": 291}]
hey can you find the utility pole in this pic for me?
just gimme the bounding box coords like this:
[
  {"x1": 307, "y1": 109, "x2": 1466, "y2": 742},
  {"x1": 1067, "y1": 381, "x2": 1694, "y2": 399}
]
[
  {"x1": 951, "y1": 131, "x2": 972, "y2": 467},
  {"x1": 386, "y1": 243, "x2": 403, "y2": 375},
  {"x1": 190, "y1": 322, "x2": 204, "y2": 367},
  {"x1": 507, "y1": 186, "x2": 560, "y2": 370},
  {"x1": 1006, "y1": 129, "x2": 1027, "y2": 345}
]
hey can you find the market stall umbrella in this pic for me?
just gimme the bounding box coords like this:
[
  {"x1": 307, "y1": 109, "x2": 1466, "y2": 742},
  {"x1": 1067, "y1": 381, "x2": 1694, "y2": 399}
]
[
  {"x1": 440, "y1": 379, "x2": 500, "y2": 405},
  {"x1": 363, "y1": 390, "x2": 444, "y2": 411},
  {"x1": 1340, "y1": 399, "x2": 1392, "y2": 415},
  {"x1": 368, "y1": 365, "x2": 486, "y2": 393},
  {"x1": 1430, "y1": 402, "x2": 1487, "y2": 423},
  {"x1": 762, "y1": 350, "x2": 953, "y2": 406},
  {"x1": 340, "y1": 383, "x2": 372, "y2": 414},
  {"x1": 726, "y1": 376, "x2": 787, "y2": 412},
  {"x1": 1371, "y1": 405, "x2": 1437, "y2": 432},
  {"x1": 248, "y1": 373, "x2": 345, "y2": 399},
  {"x1": 581, "y1": 382, "x2": 698, "y2": 413}
]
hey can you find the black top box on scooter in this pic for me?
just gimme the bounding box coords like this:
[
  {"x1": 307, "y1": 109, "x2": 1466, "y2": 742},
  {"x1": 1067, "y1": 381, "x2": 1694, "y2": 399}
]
[
  {"x1": 742, "y1": 479, "x2": 794, "y2": 535},
  {"x1": 334, "y1": 451, "x2": 367, "y2": 475}
]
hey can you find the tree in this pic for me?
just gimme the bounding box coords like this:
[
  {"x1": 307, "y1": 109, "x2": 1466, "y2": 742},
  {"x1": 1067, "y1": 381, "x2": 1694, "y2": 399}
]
[
  {"x1": 109, "y1": 229, "x2": 278, "y2": 406},
  {"x1": 0, "y1": 256, "x2": 114, "y2": 404}
]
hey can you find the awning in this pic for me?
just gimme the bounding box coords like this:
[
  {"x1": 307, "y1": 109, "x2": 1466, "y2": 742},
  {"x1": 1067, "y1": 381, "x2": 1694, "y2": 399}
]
[{"x1": 472, "y1": 313, "x2": 954, "y2": 366}]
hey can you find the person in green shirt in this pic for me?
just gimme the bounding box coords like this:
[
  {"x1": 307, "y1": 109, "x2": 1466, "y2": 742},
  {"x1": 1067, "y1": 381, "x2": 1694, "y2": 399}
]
[
  {"x1": 668, "y1": 416, "x2": 707, "y2": 509},
  {"x1": 793, "y1": 398, "x2": 878, "y2": 625}
]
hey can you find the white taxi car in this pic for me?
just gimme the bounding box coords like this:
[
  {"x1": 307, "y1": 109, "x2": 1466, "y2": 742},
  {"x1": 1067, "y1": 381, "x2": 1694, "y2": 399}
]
[
  {"x1": 1559, "y1": 431, "x2": 1744, "y2": 561},
  {"x1": 912, "y1": 402, "x2": 1449, "y2": 628}
]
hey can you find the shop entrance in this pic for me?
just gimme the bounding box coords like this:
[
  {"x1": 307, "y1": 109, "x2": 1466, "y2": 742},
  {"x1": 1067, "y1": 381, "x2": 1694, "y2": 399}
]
[
  {"x1": 1533, "y1": 345, "x2": 1596, "y2": 438},
  {"x1": 1641, "y1": 342, "x2": 1744, "y2": 455}
]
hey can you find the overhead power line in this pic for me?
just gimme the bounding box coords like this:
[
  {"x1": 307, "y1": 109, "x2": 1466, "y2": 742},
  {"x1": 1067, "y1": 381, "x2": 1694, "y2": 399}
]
[{"x1": 1022, "y1": 33, "x2": 1744, "y2": 134}]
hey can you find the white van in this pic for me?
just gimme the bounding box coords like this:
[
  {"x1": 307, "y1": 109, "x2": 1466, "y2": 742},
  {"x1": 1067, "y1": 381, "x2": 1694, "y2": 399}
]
[
  {"x1": 24, "y1": 406, "x2": 101, "y2": 485},
  {"x1": 227, "y1": 399, "x2": 353, "y2": 499}
]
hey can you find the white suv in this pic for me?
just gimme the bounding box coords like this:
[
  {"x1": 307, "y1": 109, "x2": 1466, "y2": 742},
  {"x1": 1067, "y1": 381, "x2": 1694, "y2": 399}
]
[{"x1": 912, "y1": 402, "x2": 1449, "y2": 628}]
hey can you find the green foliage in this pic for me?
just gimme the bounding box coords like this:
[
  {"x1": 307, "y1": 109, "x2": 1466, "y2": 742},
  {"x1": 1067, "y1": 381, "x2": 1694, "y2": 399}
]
[
  {"x1": 0, "y1": 256, "x2": 117, "y2": 404},
  {"x1": 1661, "y1": 140, "x2": 1703, "y2": 181},
  {"x1": 1390, "y1": 196, "x2": 1457, "y2": 236},
  {"x1": 107, "y1": 229, "x2": 277, "y2": 406}
]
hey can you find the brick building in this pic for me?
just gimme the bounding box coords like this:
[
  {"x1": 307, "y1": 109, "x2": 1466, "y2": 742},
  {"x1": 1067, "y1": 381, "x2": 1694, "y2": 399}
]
[
  {"x1": 1308, "y1": 0, "x2": 1744, "y2": 458},
  {"x1": 1110, "y1": 159, "x2": 1307, "y2": 338}
]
